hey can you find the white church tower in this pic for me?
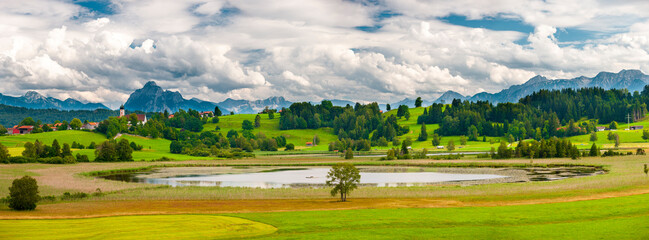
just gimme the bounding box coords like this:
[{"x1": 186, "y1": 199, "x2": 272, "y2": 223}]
[{"x1": 120, "y1": 105, "x2": 125, "y2": 117}]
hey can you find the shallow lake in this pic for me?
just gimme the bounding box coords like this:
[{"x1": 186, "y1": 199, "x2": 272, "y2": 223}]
[{"x1": 101, "y1": 167, "x2": 509, "y2": 188}]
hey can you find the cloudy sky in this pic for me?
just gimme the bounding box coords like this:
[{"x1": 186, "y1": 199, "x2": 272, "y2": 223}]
[{"x1": 2, "y1": 0, "x2": 649, "y2": 108}]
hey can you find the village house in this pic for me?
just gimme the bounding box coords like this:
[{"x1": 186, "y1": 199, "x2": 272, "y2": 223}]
[
  {"x1": 200, "y1": 111, "x2": 213, "y2": 117},
  {"x1": 82, "y1": 122, "x2": 99, "y2": 130},
  {"x1": 12, "y1": 125, "x2": 34, "y2": 134},
  {"x1": 305, "y1": 142, "x2": 313, "y2": 147},
  {"x1": 596, "y1": 126, "x2": 607, "y2": 132},
  {"x1": 630, "y1": 125, "x2": 644, "y2": 130},
  {"x1": 52, "y1": 122, "x2": 70, "y2": 130}
]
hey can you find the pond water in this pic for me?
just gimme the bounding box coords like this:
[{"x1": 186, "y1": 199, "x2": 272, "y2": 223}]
[{"x1": 101, "y1": 167, "x2": 508, "y2": 188}]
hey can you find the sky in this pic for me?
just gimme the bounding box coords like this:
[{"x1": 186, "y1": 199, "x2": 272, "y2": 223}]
[{"x1": 1, "y1": 0, "x2": 649, "y2": 108}]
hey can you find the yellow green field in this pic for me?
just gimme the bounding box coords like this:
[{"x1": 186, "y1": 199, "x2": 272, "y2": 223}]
[{"x1": 0, "y1": 215, "x2": 277, "y2": 240}]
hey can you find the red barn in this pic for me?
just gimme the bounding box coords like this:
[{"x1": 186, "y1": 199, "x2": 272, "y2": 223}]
[{"x1": 13, "y1": 125, "x2": 34, "y2": 134}]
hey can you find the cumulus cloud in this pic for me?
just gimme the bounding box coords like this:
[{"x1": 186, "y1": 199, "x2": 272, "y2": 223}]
[{"x1": 1, "y1": 0, "x2": 649, "y2": 107}]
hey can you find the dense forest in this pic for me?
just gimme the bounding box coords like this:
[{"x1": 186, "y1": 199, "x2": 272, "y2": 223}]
[
  {"x1": 279, "y1": 101, "x2": 408, "y2": 141},
  {"x1": 416, "y1": 87, "x2": 649, "y2": 140}
]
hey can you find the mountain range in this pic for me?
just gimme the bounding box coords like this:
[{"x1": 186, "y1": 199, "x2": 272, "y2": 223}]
[
  {"x1": 0, "y1": 91, "x2": 108, "y2": 111},
  {"x1": 124, "y1": 81, "x2": 294, "y2": 114},
  {"x1": 434, "y1": 69, "x2": 649, "y2": 104},
  {"x1": 2, "y1": 69, "x2": 648, "y2": 113}
]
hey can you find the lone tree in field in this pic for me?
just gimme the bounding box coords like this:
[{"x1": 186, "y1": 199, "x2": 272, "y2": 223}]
[
  {"x1": 326, "y1": 163, "x2": 360, "y2": 202},
  {"x1": 242, "y1": 120, "x2": 254, "y2": 131},
  {"x1": 447, "y1": 139, "x2": 455, "y2": 151},
  {"x1": 8, "y1": 176, "x2": 39, "y2": 211},
  {"x1": 589, "y1": 143, "x2": 599, "y2": 156},
  {"x1": 459, "y1": 136, "x2": 467, "y2": 145},
  {"x1": 396, "y1": 105, "x2": 409, "y2": 118},
  {"x1": 344, "y1": 148, "x2": 354, "y2": 159},
  {"x1": 214, "y1": 106, "x2": 222, "y2": 116},
  {"x1": 0, "y1": 143, "x2": 9, "y2": 162},
  {"x1": 417, "y1": 124, "x2": 428, "y2": 141},
  {"x1": 468, "y1": 125, "x2": 479, "y2": 141},
  {"x1": 415, "y1": 97, "x2": 423, "y2": 107},
  {"x1": 590, "y1": 131, "x2": 598, "y2": 142},
  {"x1": 254, "y1": 115, "x2": 261, "y2": 128},
  {"x1": 431, "y1": 133, "x2": 441, "y2": 146},
  {"x1": 644, "y1": 164, "x2": 648, "y2": 176},
  {"x1": 642, "y1": 130, "x2": 649, "y2": 141}
]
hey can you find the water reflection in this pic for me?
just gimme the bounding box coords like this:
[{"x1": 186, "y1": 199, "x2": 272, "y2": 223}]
[{"x1": 102, "y1": 167, "x2": 507, "y2": 188}]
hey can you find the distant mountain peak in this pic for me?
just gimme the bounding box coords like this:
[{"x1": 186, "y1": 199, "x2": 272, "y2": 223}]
[
  {"x1": 434, "y1": 90, "x2": 467, "y2": 104},
  {"x1": 143, "y1": 81, "x2": 158, "y2": 88},
  {"x1": 526, "y1": 75, "x2": 548, "y2": 84},
  {"x1": 23, "y1": 91, "x2": 45, "y2": 100}
]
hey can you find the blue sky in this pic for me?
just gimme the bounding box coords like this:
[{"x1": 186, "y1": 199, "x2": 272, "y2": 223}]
[
  {"x1": 1, "y1": 0, "x2": 649, "y2": 108},
  {"x1": 439, "y1": 13, "x2": 618, "y2": 47}
]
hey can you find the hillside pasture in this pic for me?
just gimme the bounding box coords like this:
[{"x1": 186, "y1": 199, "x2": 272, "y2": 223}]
[
  {"x1": 0, "y1": 130, "x2": 212, "y2": 161},
  {"x1": 203, "y1": 114, "x2": 338, "y2": 151}
]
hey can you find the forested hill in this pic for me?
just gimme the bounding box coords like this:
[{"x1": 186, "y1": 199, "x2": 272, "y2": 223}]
[
  {"x1": 280, "y1": 86, "x2": 649, "y2": 141},
  {"x1": 421, "y1": 86, "x2": 648, "y2": 139},
  {"x1": 0, "y1": 104, "x2": 118, "y2": 127}
]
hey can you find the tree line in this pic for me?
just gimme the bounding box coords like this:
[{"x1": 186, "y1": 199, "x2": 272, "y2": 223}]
[
  {"x1": 279, "y1": 101, "x2": 408, "y2": 141},
  {"x1": 416, "y1": 87, "x2": 649, "y2": 140}
]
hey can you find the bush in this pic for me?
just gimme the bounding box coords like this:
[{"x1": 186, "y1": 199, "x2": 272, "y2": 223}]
[
  {"x1": 40, "y1": 196, "x2": 57, "y2": 202},
  {"x1": 601, "y1": 149, "x2": 627, "y2": 157},
  {"x1": 344, "y1": 148, "x2": 354, "y2": 159},
  {"x1": 130, "y1": 142, "x2": 144, "y2": 151},
  {"x1": 285, "y1": 143, "x2": 295, "y2": 151},
  {"x1": 8, "y1": 176, "x2": 39, "y2": 210},
  {"x1": 36, "y1": 156, "x2": 76, "y2": 164},
  {"x1": 170, "y1": 140, "x2": 183, "y2": 154},
  {"x1": 8, "y1": 156, "x2": 36, "y2": 164},
  {"x1": 76, "y1": 153, "x2": 90, "y2": 162},
  {"x1": 636, "y1": 148, "x2": 646, "y2": 155},
  {"x1": 61, "y1": 192, "x2": 89, "y2": 201}
]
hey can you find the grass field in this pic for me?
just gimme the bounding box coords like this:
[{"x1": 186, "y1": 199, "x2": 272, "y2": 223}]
[
  {"x1": 1, "y1": 188, "x2": 648, "y2": 239},
  {"x1": 384, "y1": 107, "x2": 649, "y2": 151},
  {"x1": 204, "y1": 113, "x2": 338, "y2": 151},
  {"x1": 228, "y1": 193, "x2": 649, "y2": 239},
  {"x1": 0, "y1": 130, "x2": 108, "y2": 148},
  {"x1": 117, "y1": 135, "x2": 213, "y2": 161},
  {"x1": 0, "y1": 215, "x2": 277, "y2": 240},
  {"x1": 0, "y1": 130, "x2": 214, "y2": 161},
  {"x1": 1, "y1": 154, "x2": 649, "y2": 239}
]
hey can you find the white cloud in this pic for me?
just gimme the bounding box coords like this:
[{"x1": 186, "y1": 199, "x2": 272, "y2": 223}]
[{"x1": 1, "y1": 0, "x2": 649, "y2": 107}]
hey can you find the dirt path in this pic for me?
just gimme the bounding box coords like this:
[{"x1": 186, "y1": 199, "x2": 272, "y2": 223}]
[{"x1": 2, "y1": 188, "x2": 649, "y2": 219}]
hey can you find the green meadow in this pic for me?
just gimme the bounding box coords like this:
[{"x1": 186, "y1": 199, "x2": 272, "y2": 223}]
[
  {"x1": 2, "y1": 193, "x2": 648, "y2": 239},
  {"x1": 230, "y1": 193, "x2": 649, "y2": 239},
  {"x1": 204, "y1": 113, "x2": 338, "y2": 151},
  {"x1": 0, "y1": 130, "x2": 213, "y2": 161}
]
